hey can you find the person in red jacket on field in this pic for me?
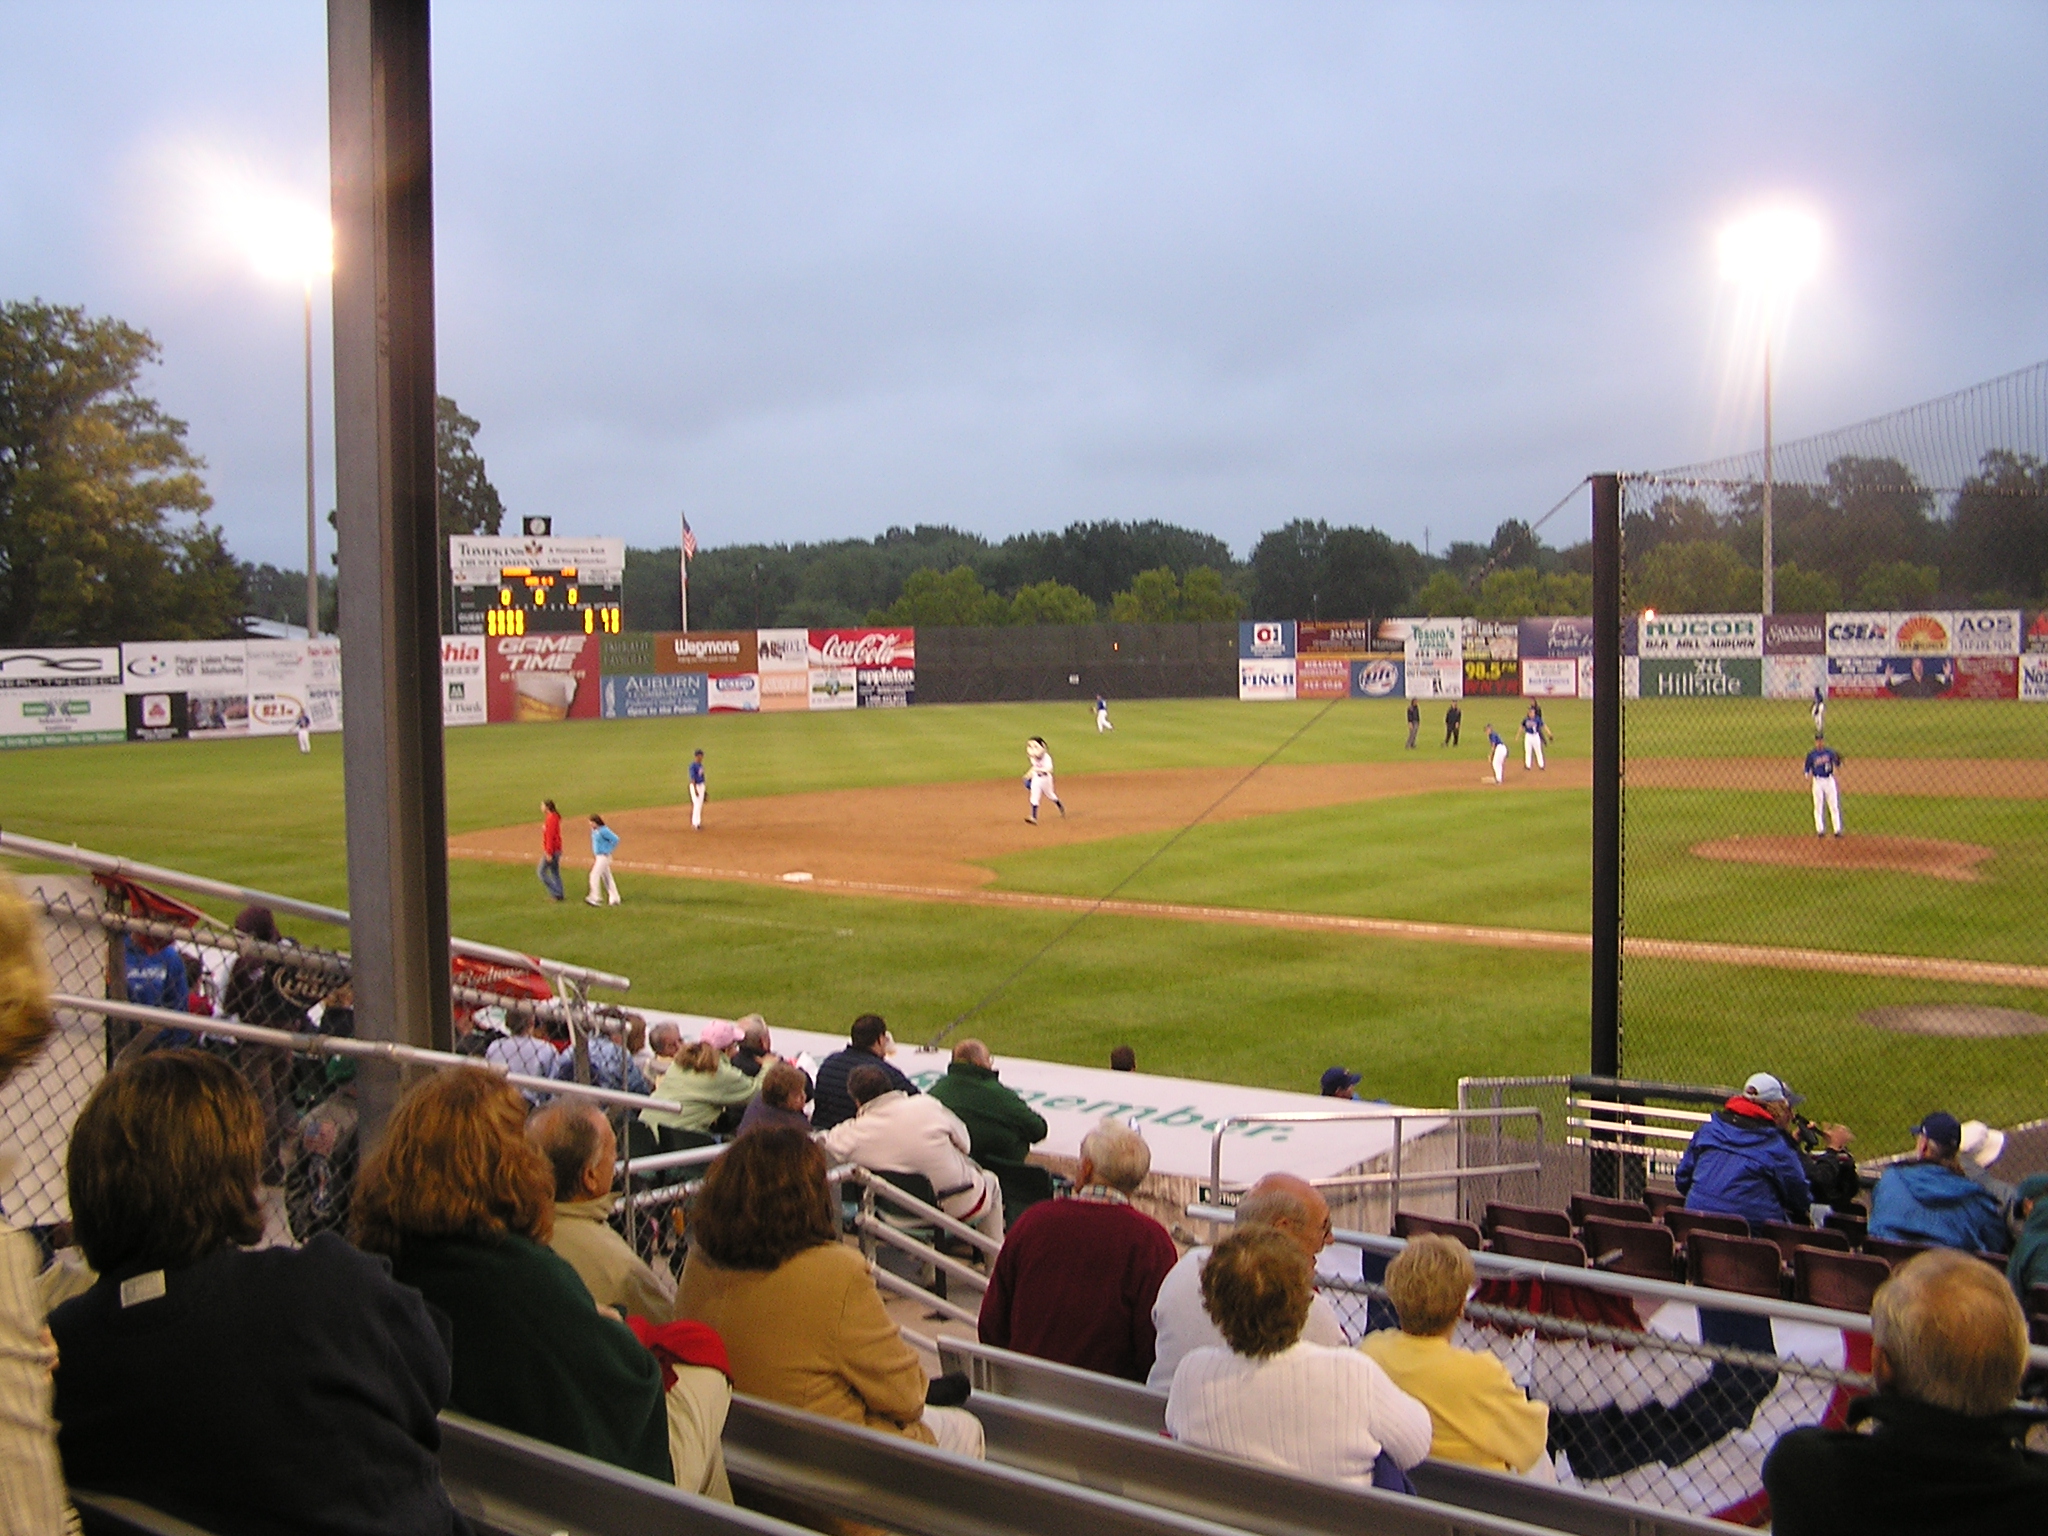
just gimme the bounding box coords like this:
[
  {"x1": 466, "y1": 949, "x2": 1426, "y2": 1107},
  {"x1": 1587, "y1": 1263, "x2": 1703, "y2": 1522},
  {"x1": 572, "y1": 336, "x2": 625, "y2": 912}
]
[
  {"x1": 978, "y1": 1117, "x2": 1177, "y2": 1382},
  {"x1": 538, "y1": 800, "x2": 565, "y2": 902}
]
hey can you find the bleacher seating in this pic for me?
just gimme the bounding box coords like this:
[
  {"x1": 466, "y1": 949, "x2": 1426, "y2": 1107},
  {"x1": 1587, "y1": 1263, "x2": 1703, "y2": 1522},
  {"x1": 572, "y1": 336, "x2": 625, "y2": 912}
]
[
  {"x1": 1579, "y1": 1215, "x2": 1677, "y2": 1281},
  {"x1": 1489, "y1": 1226, "x2": 1587, "y2": 1267},
  {"x1": 1483, "y1": 1201, "x2": 1573, "y2": 1240},
  {"x1": 1756, "y1": 1220, "x2": 1849, "y2": 1268},
  {"x1": 1568, "y1": 1193, "x2": 1651, "y2": 1228},
  {"x1": 1393, "y1": 1210, "x2": 1484, "y2": 1249},
  {"x1": 1793, "y1": 1247, "x2": 1892, "y2": 1312},
  {"x1": 1861, "y1": 1236, "x2": 1931, "y2": 1267},
  {"x1": 1641, "y1": 1185, "x2": 1683, "y2": 1220},
  {"x1": 1684, "y1": 1230, "x2": 1783, "y2": 1298},
  {"x1": 1821, "y1": 1210, "x2": 1867, "y2": 1245},
  {"x1": 1662, "y1": 1208, "x2": 1746, "y2": 1245}
]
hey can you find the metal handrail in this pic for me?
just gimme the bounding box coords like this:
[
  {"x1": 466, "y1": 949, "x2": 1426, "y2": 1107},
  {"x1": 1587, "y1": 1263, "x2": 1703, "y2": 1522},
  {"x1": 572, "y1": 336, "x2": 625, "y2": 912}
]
[
  {"x1": 1206, "y1": 1106, "x2": 1543, "y2": 1217},
  {"x1": 845, "y1": 1164, "x2": 1005, "y2": 1259},
  {"x1": 3, "y1": 829, "x2": 629, "y2": 990}
]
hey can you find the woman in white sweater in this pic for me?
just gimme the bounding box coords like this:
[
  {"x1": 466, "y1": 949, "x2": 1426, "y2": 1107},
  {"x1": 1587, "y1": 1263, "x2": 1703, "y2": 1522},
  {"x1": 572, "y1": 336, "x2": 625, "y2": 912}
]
[{"x1": 1166, "y1": 1227, "x2": 1432, "y2": 1487}]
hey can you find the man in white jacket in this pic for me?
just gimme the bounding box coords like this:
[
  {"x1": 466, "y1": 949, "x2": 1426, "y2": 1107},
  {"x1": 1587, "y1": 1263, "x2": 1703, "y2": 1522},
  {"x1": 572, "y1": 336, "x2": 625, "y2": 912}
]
[{"x1": 823, "y1": 1065, "x2": 1005, "y2": 1240}]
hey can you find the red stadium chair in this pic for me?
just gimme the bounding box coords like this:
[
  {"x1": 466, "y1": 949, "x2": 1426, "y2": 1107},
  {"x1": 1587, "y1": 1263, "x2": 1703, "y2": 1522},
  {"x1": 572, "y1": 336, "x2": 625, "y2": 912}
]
[
  {"x1": 1483, "y1": 1201, "x2": 1574, "y2": 1241},
  {"x1": 1393, "y1": 1211, "x2": 1483, "y2": 1250},
  {"x1": 1758, "y1": 1220, "x2": 1850, "y2": 1268},
  {"x1": 1642, "y1": 1185, "x2": 1684, "y2": 1221},
  {"x1": 1822, "y1": 1210, "x2": 1867, "y2": 1247},
  {"x1": 1490, "y1": 1227, "x2": 1587, "y2": 1267},
  {"x1": 1794, "y1": 1247, "x2": 1892, "y2": 1313},
  {"x1": 1861, "y1": 1236, "x2": 1931, "y2": 1268},
  {"x1": 1686, "y1": 1231, "x2": 1785, "y2": 1299},
  {"x1": 1581, "y1": 1216, "x2": 1678, "y2": 1281},
  {"x1": 1571, "y1": 1193, "x2": 1653, "y2": 1228},
  {"x1": 1663, "y1": 1208, "x2": 1748, "y2": 1245}
]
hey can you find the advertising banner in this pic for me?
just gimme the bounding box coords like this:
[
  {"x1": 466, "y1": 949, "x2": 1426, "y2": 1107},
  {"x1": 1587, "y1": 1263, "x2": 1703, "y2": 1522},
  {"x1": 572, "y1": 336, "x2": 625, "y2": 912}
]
[
  {"x1": 1623, "y1": 657, "x2": 1640, "y2": 699},
  {"x1": 1239, "y1": 621, "x2": 1296, "y2": 661},
  {"x1": 809, "y1": 666, "x2": 857, "y2": 711},
  {"x1": 601, "y1": 633, "x2": 657, "y2": 675},
  {"x1": 1948, "y1": 657, "x2": 2019, "y2": 699},
  {"x1": 1403, "y1": 620, "x2": 1463, "y2": 699},
  {"x1": 1762, "y1": 613, "x2": 1826, "y2": 656},
  {"x1": 1517, "y1": 616, "x2": 1595, "y2": 660},
  {"x1": 655, "y1": 630, "x2": 757, "y2": 675},
  {"x1": 600, "y1": 673, "x2": 706, "y2": 719},
  {"x1": 1764, "y1": 655, "x2": 1828, "y2": 700},
  {"x1": 809, "y1": 627, "x2": 916, "y2": 671},
  {"x1": 758, "y1": 669, "x2": 809, "y2": 712},
  {"x1": 1952, "y1": 609, "x2": 2021, "y2": 656},
  {"x1": 857, "y1": 667, "x2": 915, "y2": 708},
  {"x1": 121, "y1": 641, "x2": 249, "y2": 738},
  {"x1": 1889, "y1": 611, "x2": 1955, "y2": 653},
  {"x1": 1348, "y1": 656, "x2": 1404, "y2": 699},
  {"x1": 0, "y1": 648, "x2": 126, "y2": 748},
  {"x1": 486, "y1": 634, "x2": 601, "y2": 723},
  {"x1": 2027, "y1": 612, "x2": 2048, "y2": 654},
  {"x1": 1296, "y1": 621, "x2": 1380, "y2": 656},
  {"x1": 1824, "y1": 612, "x2": 1894, "y2": 655},
  {"x1": 1637, "y1": 613, "x2": 1762, "y2": 659},
  {"x1": 1294, "y1": 655, "x2": 1352, "y2": 700},
  {"x1": 1237, "y1": 659, "x2": 1297, "y2": 702},
  {"x1": 1520, "y1": 657, "x2": 1578, "y2": 698},
  {"x1": 448, "y1": 535, "x2": 625, "y2": 586},
  {"x1": 1826, "y1": 655, "x2": 1976, "y2": 699},
  {"x1": 125, "y1": 691, "x2": 187, "y2": 742},
  {"x1": 441, "y1": 637, "x2": 487, "y2": 727},
  {"x1": 1578, "y1": 657, "x2": 1597, "y2": 699},
  {"x1": 708, "y1": 673, "x2": 761, "y2": 712},
  {"x1": 1640, "y1": 657, "x2": 1764, "y2": 697},
  {"x1": 246, "y1": 639, "x2": 342, "y2": 735},
  {"x1": 2022, "y1": 654, "x2": 2048, "y2": 701},
  {"x1": 1460, "y1": 619, "x2": 1519, "y2": 695},
  {"x1": 754, "y1": 628, "x2": 810, "y2": 673}
]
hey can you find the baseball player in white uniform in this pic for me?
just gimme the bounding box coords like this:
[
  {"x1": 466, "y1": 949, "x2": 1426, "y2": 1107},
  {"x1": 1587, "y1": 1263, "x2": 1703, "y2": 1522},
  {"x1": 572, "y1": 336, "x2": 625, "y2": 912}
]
[
  {"x1": 294, "y1": 711, "x2": 312, "y2": 754},
  {"x1": 1521, "y1": 705, "x2": 1546, "y2": 770},
  {"x1": 1024, "y1": 737, "x2": 1065, "y2": 823},
  {"x1": 1805, "y1": 736, "x2": 1843, "y2": 837}
]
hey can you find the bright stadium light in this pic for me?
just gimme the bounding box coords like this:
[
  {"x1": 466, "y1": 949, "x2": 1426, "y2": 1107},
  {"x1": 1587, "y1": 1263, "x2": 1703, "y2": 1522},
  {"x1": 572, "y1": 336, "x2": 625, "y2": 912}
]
[{"x1": 1719, "y1": 207, "x2": 1824, "y2": 616}]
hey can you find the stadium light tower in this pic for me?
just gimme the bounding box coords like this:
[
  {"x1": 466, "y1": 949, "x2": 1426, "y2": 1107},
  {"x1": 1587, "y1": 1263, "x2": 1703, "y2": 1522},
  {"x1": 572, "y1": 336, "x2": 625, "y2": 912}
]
[
  {"x1": 241, "y1": 204, "x2": 335, "y2": 639},
  {"x1": 1718, "y1": 209, "x2": 1822, "y2": 615}
]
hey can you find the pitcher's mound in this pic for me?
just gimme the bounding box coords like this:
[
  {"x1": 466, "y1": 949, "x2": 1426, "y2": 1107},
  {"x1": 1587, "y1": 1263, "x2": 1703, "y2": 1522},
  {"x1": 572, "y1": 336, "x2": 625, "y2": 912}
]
[
  {"x1": 1691, "y1": 835, "x2": 1994, "y2": 882},
  {"x1": 1862, "y1": 1005, "x2": 2048, "y2": 1038}
]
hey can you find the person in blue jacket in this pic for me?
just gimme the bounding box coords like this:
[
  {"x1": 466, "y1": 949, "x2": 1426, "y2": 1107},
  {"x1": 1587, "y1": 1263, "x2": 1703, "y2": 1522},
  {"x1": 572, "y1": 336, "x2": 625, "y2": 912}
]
[
  {"x1": 1674, "y1": 1072, "x2": 1853, "y2": 1230},
  {"x1": 1869, "y1": 1111, "x2": 2011, "y2": 1255}
]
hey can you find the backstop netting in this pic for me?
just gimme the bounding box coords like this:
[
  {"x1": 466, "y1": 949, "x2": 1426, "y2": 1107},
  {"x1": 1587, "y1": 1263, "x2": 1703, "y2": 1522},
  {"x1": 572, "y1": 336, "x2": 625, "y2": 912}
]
[{"x1": 1616, "y1": 361, "x2": 2048, "y2": 1154}]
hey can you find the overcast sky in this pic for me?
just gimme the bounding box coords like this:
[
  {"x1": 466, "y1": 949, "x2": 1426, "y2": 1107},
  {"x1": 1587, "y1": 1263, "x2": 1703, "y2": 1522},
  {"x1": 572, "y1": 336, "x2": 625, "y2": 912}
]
[{"x1": 3, "y1": 3, "x2": 2044, "y2": 571}]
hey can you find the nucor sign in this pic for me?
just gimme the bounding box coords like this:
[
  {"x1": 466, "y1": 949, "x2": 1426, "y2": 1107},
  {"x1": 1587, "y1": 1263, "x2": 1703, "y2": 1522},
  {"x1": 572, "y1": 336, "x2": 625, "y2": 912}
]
[{"x1": 1638, "y1": 614, "x2": 1762, "y2": 658}]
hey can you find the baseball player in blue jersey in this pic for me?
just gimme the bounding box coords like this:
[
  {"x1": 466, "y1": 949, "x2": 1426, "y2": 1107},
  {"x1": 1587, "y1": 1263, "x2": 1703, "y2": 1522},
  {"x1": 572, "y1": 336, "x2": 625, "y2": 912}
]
[
  {"x1": 1485, "y1": 724, "x2": 1507, "y2": 785},
  {"x1": 1521, "y1": 704, "x2": 1546, "y2": 770},
  {"x1": 1805, "y1": 735, "x2": 1843, "y2": 837},
  {"x1": 689, "y1": 748, "x2": 707, "y2": 830},
  {"x1": 1095, "y1": 693, "x2": 1113, "y2": 732}
]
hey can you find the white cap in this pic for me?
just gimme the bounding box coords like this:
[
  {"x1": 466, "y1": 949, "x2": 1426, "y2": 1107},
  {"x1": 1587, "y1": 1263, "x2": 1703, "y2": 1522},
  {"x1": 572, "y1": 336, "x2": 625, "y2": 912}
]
[
  {"x1": 1741, "y1": 1072, "x2": 1803, "y2": 1107},
  {"x1": 1959, "y1": 1120, "x2": 2006, "y2": 1169}
]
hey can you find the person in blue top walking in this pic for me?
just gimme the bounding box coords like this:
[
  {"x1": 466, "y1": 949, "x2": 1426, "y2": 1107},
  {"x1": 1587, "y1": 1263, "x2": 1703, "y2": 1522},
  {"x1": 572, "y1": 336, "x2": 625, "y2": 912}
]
[
  {"x1": 1484, "y1": 724, "x2": 1507, "y2": 785},
  {"x1": 688, "y1": 749, "x2": 707, "y2": 831},
  {"x1": 1805, "y1": 734, "x2": 1844, "y2": 837},
  {"x1": 1675, "y1": 1072, "x2": 1854, "y2": 1229},
  {"x1": 1869, "y1": 1111, "x2": 2010, "y2": 1255},
  {"x1": 586, "y1": 815, "x2": 622, "y2": 907}
]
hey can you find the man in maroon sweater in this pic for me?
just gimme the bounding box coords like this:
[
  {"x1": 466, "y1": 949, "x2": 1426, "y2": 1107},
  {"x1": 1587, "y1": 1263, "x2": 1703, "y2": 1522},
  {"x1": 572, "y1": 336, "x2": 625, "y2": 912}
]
[{"x1": 977, "y1": 1117, "x2": 1178, "y2": 1382}]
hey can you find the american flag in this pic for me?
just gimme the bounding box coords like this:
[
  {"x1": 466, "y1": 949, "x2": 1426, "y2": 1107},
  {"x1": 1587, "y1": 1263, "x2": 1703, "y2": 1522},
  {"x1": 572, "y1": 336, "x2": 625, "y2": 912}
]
[{"x1": 681, "y1": 513, "x2": 698, "y2": 560}]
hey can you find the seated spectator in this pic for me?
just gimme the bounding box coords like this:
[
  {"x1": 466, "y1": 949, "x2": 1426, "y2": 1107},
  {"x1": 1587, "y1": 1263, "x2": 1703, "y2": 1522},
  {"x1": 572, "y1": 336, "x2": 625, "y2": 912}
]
[
  {"x1": 2005, "y1": 1174, "x2": 2048, "y2": 1299},
  {"x1": 484, "y1": 1007, "x2": 559, "y2": 1101},
  {"x1": 549, "y1": 1018, "x2": 652, "y2": 1095},
  {"x1": 979, "y1": 1118, "x2": 1177, "y2": 1382},
  {"x1": 452, "y1": 1003, "x2": 505, "y2": 1059},
  {"x1": 219, "y1": 904, "x2": 308, "y2": 1185},
  {"x1": 0, "y1": 888, "x2": 67, "y2": 1531},
  {"x1": 1166, "y1": 1227, "x2": 1431, "y2": 1488},
  {"x1": 623, "y1": 1012, "x2": 652, "y2": 1080},
  {"x1": 1870, "y1": 1111, "x2": 2009, "y2": 1254},
  {"x1": 122, "y1": 929, "x2": 188, "y2": 1012},
  {"x1": 732, "y1": 1014, "x2": 773, "y2": 1077},
  {"x1": 676, "y1": 1128, "x2": 983, "y2": 1457},
  {"x1": 811, "y1": 1014, "x2": 918, "y2": 1131},
  {"x1": 1674, "y1": 1072, "x2": 1850, "y2": 1229},
  {"x1": 526, "y1": 1100, "x2": 732, "y2": 1498},
  {"x1": 1149, "y1": 1173, "x2": 1346, "y2": 1390},
  {"x1": 928, "y1": 1039, "x2": 1048, "y2": 1166},
  {"x1": 641, "y1": 1039, "x2": 761, "y2": 1136},
  {"x1": 1360, "y1": 1235, "x2": 1552, "y2": 1477},
  {"x1": 824, "y1": 1065, "x2": 1004, "y2": 1240},
  {"x1": 1321, "y1": 1065, "x2": 1360, "y2": 1100},
  {"x1": 351, "y1": 1067, "x2": 675, "y2": 1485},
  {"x1": 737, "y1": 1062, "x2": 814, "y2": 1137},
  {"x1": 644, "y1": 1020, "x2": 682, "y2": 1082},
  {"x1": 50, "y1": 1050, "x2": 464, "y2": 1535},
  {"x1": 1763, "y1": 1249, "x2": 2048, "y2": 1532}
]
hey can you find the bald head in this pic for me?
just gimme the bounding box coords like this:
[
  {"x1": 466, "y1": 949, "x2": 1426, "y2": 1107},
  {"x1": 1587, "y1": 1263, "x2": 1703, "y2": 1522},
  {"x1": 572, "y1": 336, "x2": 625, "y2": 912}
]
[
  {"x1": 1234, "y1": 1173, "x2": 1333, "y2": 1259},
  {"x1": 526, "y1": 1101, "x2": 615, "y2": 1204},
  {"x1": 952, "y1": 1039, "x2": 992, "y2": 1068},
  {"x1": 1872, "y1": 1249, "x2": 2028, "y2": 1416}
]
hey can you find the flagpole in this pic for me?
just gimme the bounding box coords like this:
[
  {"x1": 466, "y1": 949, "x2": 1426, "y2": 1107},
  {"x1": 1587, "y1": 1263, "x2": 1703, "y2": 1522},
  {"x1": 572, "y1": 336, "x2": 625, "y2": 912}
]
[{"x1": 679, "y1": 512, "x2": 690, "y2": 634}]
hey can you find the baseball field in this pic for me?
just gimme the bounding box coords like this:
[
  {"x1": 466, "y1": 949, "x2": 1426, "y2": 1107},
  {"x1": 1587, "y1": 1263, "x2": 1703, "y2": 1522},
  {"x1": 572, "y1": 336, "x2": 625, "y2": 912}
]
[{"x1": 3, "y1": 694, "x2": 2044, "y2": 1150}]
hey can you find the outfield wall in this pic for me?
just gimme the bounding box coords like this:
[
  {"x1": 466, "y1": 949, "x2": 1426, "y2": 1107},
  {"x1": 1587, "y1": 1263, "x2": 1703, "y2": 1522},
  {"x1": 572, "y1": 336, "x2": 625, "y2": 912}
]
[{"x1": 0, "y1": 639, "x2": 343, "y2": 749}]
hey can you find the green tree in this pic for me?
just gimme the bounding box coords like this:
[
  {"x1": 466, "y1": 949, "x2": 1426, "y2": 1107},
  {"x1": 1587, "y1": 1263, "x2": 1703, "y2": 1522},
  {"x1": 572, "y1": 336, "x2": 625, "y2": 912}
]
[
  {"x1": 1950, "y1": 450, "x2": 2048, "y2": 603},
  {"x1": 1472, "y1": 568, "x2": 1593, "y2": 618},
  {"x1": 1176, "y1": 566, "x2": 1242, "y2": 620},
  {"x1": 1007, "y1": 579, "x2": 1096, "y2": 624},
  {"x1": 435, "y1": 395, "x2": 504, "y2": 622},
  {"x1": 1770, "y1": 561, "x2": 1839, "y2": 612},
  {"x1": 241, "y1": 561, "x2": 338, "y2": 632},
  {"x1": 0, "y1": 300, "x2": 240, "y2": 644},
  {"x1": 1414, "y1": 570, "x2": 1474, "y2": 616},
  {"x1": 1249, "y1": 519, "x2": 1327, "y2": 618},
  {"x1": 1630, "y1": 539, "x2": 1751, "y2": 614},
  {"x1": 1854, "y1": 560, "x2": 1940, "y2": 609},
  {"x1": 873, "y1": 564, "x2": 1009, "y2": 626},
  {"x1": 1110, "y1": 566, "x2": 1184, "y2": 622}
]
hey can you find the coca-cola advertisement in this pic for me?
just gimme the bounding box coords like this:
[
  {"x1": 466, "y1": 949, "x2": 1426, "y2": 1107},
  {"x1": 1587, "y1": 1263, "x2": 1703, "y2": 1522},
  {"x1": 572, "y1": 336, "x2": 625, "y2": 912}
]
[
  {"x1": 486, "y1": 634, "x2": 602, "y2": 723},
  {"x1": 808, "y1": 628, "x2": 915, "y2": 670}
]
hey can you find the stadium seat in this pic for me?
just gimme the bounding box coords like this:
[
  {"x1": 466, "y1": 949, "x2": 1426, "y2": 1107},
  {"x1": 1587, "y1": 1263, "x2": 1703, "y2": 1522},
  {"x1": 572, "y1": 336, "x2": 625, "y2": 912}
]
[
  {"x1": 1580, "y1": 1215, "x2": 1678, "y2": 1281},
  {"x1": 1822, "y1": 1210, "x2": 1867, "y2": 1246},
  {"x1": 1757, "y1": 1220, "x2": 1850, "y2": 1268},
  {"x1": 1685, "y1": 1230, "x2": 1784, "y2": 1299},
  {"x1": 1663, "y1": 1208, "x2": 1748, "y2": 1245},
  {"x1": 1793, "y1": 1247, "x2": 1892, "y2": 1313},
  {"x1": 1861, "y1": 1236, "x2": 1931, "y2": 1267},
  {"x1": 656, "y1": 1126, "x2": 719, "y2": 1155},
  {"x1": 2028, "y1": 1286, "x2": 2048, "y2": 1348},
  {"x1": 1482, "y1": 1201, "x2": 1573, "y2": 1240},
  {"x1": 1570, "y1": 1193, "x2": 1653, "y2": 1228},
  {"x1": 1489, "y1": 1226, "x2": 1587, "y2": 1267},
  {"x1": 988, "y1": 1159, "x2": 1056, "y2": 1226},
  {"x1": 1392, "y1": 1210, "x2": 1483, "y2": 1249},
  {"x1": 1641, "y1": 1184, "x2": 1684, "y2": 1220}
]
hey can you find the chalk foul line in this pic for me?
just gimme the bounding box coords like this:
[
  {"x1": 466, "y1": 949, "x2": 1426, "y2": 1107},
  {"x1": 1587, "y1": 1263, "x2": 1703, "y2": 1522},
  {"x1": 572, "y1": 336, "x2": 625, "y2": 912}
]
[{"x1": 449, "y1": 848, "x2": 2048, "y2": 992}]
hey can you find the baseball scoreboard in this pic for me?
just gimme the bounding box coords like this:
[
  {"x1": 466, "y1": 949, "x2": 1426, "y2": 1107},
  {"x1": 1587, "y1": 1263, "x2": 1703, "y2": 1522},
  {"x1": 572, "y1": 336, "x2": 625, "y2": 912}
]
[{"x1": 448, "y1": 535, "x2": 626, "y2": 638}]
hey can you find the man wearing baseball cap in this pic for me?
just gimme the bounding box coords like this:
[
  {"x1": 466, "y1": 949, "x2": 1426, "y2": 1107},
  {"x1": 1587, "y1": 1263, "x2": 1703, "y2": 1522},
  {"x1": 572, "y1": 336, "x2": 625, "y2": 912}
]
[
  {"x1": 1674, "y1": 1072, "x2": 1854, "y2": 1230},
  {"x1": 1869, "y1": 1111, "x2": 2011, "y2": 1255},
  {"x1": 1320, "y1": 1066, "x2": 1362, "y2": 1099}
]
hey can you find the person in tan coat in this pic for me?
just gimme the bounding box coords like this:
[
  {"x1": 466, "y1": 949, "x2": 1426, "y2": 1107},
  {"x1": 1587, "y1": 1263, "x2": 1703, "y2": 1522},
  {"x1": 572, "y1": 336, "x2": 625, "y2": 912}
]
[
  {"x1": 676, "y1": 1128, "x2": 983, "y2": 1457},
  {"x1": 527, "y1": 1100, "x2": 677, "y2": 1323}
]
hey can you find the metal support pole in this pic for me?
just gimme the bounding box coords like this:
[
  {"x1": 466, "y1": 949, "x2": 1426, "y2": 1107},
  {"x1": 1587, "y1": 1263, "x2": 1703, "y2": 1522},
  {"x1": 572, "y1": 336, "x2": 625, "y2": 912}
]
[
  {"x1": 328, "y1": 0, "x2": 451, "y2": 1148},
  {"x1": 1590, "y1": 473, "x2": 1623, "y2": 1194},
  {"x1": 1761, "y1": 335, "x2": 1774, "y2": 616},
  {"x1": 304, "y1": 282, "x2": 320, "y2": 638}
]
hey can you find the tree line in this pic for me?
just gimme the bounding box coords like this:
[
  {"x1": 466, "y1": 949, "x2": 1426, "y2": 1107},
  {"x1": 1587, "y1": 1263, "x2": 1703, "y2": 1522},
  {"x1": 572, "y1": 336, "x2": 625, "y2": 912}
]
[{"x1": 7, "y1": 299, "x2": 2044, "y2": 647}]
